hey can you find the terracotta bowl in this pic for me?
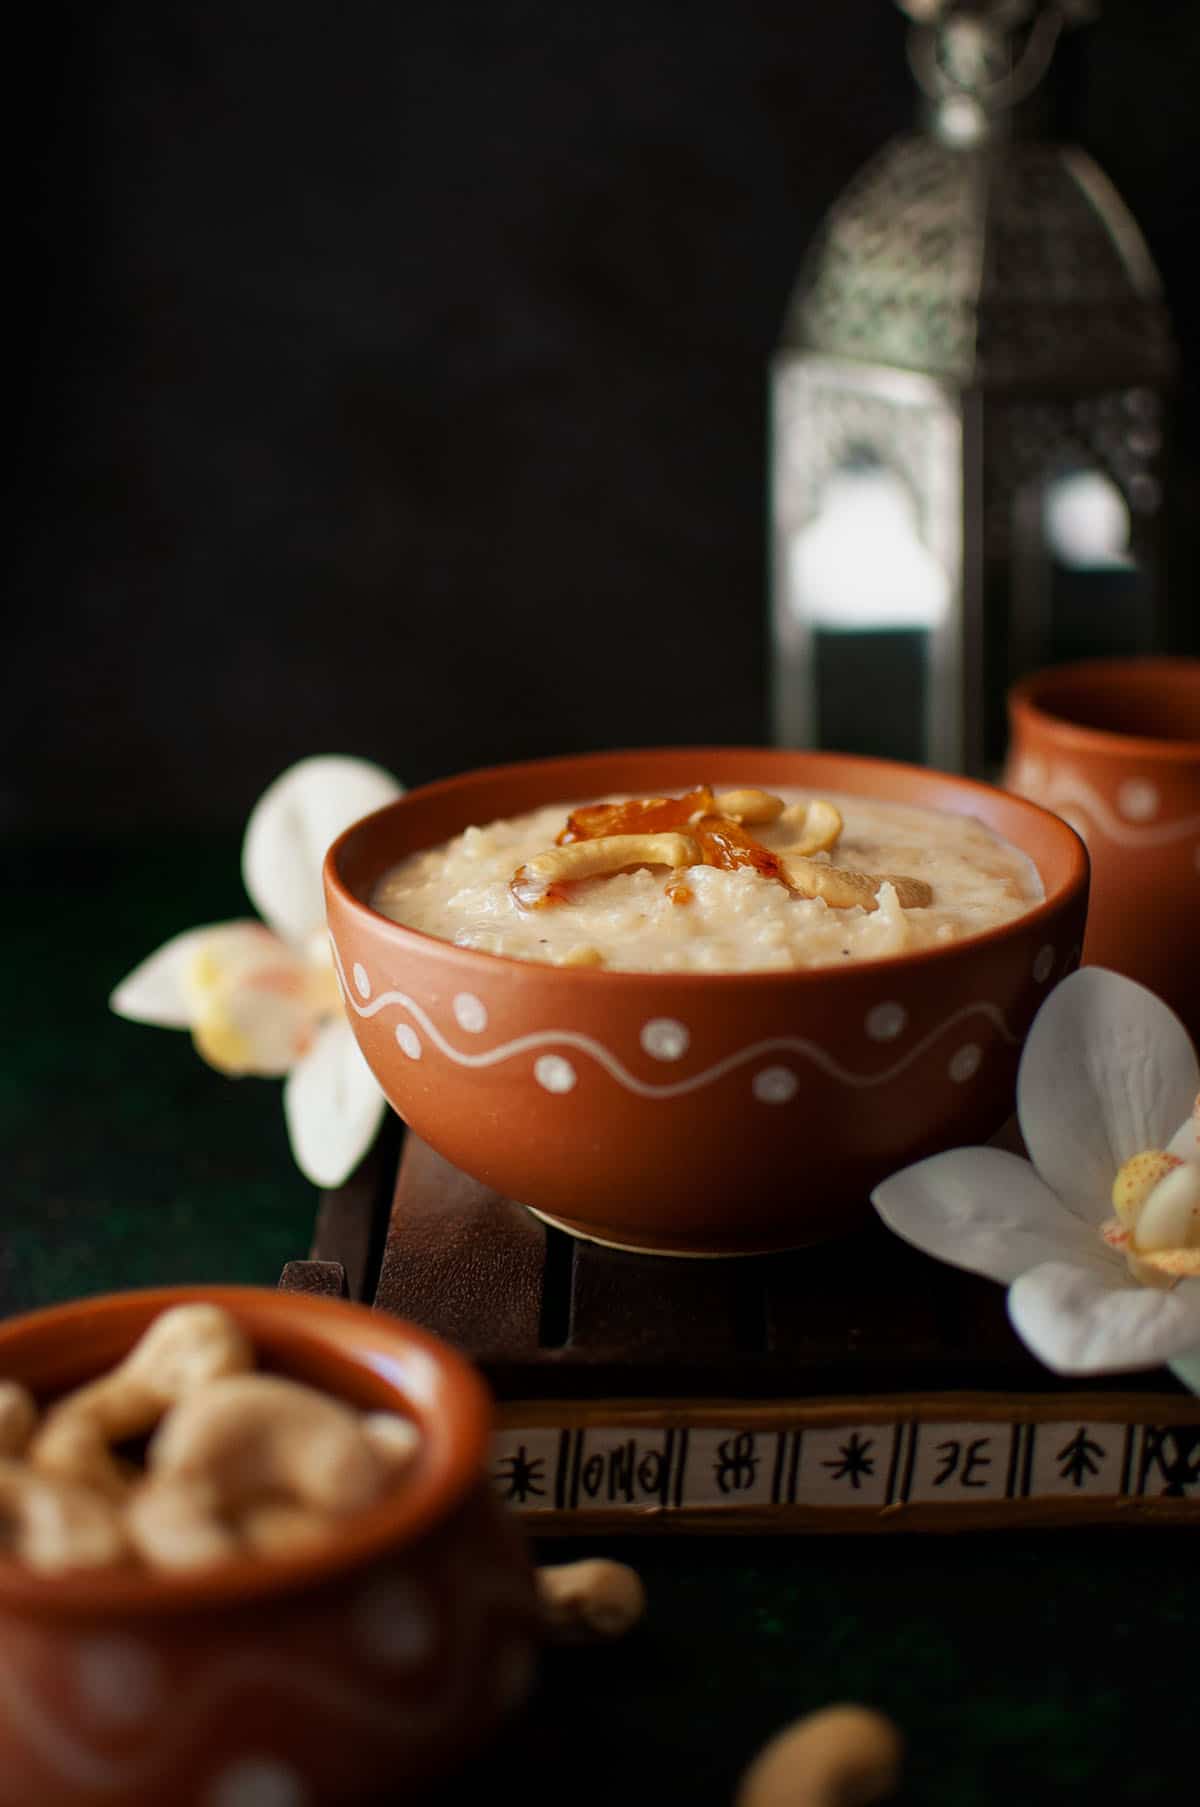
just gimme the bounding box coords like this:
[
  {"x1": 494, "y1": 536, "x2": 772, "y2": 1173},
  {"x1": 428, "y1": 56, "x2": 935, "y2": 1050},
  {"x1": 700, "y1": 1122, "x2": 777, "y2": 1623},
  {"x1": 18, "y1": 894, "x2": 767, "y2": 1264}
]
[
  {"x1": 325, "y1": 748, "x2": 1088, "y2": 1256},
  {"x1": 1005, "y1": 656, "x2": 1200, "y2": 1040},
  {"x1": 0, "y1": 1286, "x2": 538, "y2": 1807}
]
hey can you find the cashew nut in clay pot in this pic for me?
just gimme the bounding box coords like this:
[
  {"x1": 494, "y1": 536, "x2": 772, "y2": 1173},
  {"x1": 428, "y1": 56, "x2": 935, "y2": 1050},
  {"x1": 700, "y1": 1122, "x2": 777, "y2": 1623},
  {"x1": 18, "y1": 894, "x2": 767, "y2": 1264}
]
[
  {"x1": 0, "y1": 1460, "x2": 127, "y2": 1573},
  {"x1": 28, "y1": 1303, "x2": 254, "y2": 1498},
  {"x1": 735, "y1": 1705, "x2": 904, "y2": 1807},
  {"x1": 0, "y1": 1382, "x2": 36, "y2": 1459}
]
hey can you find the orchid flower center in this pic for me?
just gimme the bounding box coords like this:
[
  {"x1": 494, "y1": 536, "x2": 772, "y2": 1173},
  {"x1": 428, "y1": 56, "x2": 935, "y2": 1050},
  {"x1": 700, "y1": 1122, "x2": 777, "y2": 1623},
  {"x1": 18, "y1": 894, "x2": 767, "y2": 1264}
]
[
  {"x1": 1104, "y1": 1150, "x2": 1200, "y2": 1289},
  {"x1": 182, "y1": 928, "x2": 338, "y2": 1078}
]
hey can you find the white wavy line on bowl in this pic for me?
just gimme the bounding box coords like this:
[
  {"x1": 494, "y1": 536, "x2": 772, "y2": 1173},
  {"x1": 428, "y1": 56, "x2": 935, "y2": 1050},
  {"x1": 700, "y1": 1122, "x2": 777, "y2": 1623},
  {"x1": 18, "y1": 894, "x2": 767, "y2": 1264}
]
[
  {"x1": 0, "y1": 1567, "x2": 534, "y2": 1795},
  {"x1": 330, "y1": 942, "x2": 1020, "y2": 1093},
  {"x1": 1023, "y1": 773, "x2": 1200, "y2": 847}
]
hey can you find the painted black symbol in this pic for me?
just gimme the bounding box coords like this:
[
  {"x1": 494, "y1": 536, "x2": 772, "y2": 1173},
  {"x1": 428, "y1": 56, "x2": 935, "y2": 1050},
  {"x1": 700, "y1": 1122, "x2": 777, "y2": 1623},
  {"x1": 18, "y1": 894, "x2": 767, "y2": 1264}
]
[
  {"x1": 823, "y1": 1432, "x2": 876, "y2": 1490},
  {"x1": 932, "y1": 1436, "x2": 992, "y2": 1489},
  {"x1": 714, "y1": 1430, "x2": 759, "y2": 1494},
  {"x1": 1055, "y1": 1427, "x2": 1106, "y2": 1489},
  {"x1": 1141, "y1": 1426, "x2": 1200, "y2": 1498},
  {"x1": 492, "y1": 1444, "x2": 547, "y2": 1504}
]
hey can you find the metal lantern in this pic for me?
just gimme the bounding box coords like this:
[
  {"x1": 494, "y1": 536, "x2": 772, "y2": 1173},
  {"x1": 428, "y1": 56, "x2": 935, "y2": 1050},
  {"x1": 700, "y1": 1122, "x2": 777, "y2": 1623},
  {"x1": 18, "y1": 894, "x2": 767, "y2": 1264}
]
[{"x1": 770, "y1": 0, "x2": 1174, "y2": 776}]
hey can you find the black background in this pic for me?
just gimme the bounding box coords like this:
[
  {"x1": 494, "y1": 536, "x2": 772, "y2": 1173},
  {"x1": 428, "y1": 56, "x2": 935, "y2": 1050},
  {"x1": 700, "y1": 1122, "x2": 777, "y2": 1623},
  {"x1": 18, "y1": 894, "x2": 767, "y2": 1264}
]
[{"x1": 8, "y1": 0, "x2": 1200, "y2": 833}]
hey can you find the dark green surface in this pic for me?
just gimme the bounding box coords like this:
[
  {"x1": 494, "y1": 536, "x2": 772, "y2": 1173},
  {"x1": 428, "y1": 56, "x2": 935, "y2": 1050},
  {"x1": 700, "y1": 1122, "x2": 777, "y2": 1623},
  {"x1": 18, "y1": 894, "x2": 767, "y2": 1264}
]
[{"x1": 3, "y1": 836, "x2": 1196, "y2": 1805}]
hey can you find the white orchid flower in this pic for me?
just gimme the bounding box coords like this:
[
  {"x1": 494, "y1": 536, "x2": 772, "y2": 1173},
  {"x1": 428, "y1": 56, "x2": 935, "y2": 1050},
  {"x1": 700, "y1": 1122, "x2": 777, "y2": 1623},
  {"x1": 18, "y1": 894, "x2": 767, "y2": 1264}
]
[
  {"x1": 110, "y1": 756, "x2": 403, "y2": 1188},
  {"x1": 872, "y1": 968, "x2": 1200, "y2": 1393}
]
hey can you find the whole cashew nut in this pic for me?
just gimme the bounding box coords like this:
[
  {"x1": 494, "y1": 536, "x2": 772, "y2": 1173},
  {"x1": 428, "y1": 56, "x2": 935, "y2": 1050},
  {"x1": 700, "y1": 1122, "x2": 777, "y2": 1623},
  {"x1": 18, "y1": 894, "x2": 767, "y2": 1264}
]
[
  {"x1": 28, "y1": 1304, "x2": 255, "y2": 1499},
  {"x1": 536, "y1": 1559, "x2": 646, "y2": 1643},
  {"x1": 0, "y1": 1459, "x2": 127, "y2": 1573},
  {"x1": 147, "y1": 1373, "x2": 385, "y2": 1514},
  {"x1": 0, "y1": 1382, "x2": 37, "y2": 1459},
  {"x1": 735, "y1": 1704, "x2": 904, "y2": 1807}
]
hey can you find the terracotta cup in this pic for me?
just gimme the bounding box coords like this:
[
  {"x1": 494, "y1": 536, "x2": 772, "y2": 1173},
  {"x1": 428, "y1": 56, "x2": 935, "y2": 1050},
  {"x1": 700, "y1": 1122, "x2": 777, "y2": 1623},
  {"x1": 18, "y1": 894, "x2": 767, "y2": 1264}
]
[
  {"x1": 1005, "y1": 656, "x2": 1200, "y2": 1039},
  {"x1": 0, "y1": 1287, "x2": 539, "y2": 1807}
]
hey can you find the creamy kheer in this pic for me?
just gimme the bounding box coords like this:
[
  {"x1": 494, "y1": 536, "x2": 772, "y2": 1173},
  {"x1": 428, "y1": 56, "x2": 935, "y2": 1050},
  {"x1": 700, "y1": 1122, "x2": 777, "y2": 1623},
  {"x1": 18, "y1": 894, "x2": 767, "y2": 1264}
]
[{"x1": 370, "y1": 786, "x2": 1043, "y2": 973}]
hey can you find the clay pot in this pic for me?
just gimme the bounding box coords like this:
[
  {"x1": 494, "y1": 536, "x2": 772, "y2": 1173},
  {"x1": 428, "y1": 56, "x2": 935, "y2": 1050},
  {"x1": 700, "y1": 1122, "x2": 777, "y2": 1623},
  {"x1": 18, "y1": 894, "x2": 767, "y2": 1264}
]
[
  {"x1": 324, "y1": 748, "x2": 1088, "y2": 1255},
  {"x1": 0, "y1": 1287, "x2": 539, "y2": 1807},
  {"x1": 1005, "y1": 657, "x2": 1200, "y2": 1040}
]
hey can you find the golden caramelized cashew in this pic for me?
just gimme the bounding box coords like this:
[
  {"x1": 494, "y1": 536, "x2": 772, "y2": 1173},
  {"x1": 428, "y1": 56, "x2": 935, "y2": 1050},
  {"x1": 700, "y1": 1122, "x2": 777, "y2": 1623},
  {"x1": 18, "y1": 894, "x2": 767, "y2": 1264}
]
[
  {"x1": 512, "y1": 832, "x2": 700, "y2": 906},
  {"x1": 360, "y1": 1411, "x2": 423, "y2": 1474},
  {"x1": 536, "y1": 1559, "x2": 647, "y2": 1643},
  {"x1": 735, "y1": 1704, "x2": 904, "y2": 1807},
  {"x1": 237, "y1": 1500, "x2": 336, "y2": 1559},
  {"x1": 28, "y1": 1304, "x2": 255, "y2": 1500},
  {"x1": 0, "y1": 1460, "x2": 127, "y2": 1573},
  {"x1": 780, "y1": 856, "x2": 932, "y2": 913},
  {"x1": 712, "y1": 789, "x2": 785, "y2": 826},
  {"x1": 555, "y1": 944, "x2": 606, "y2": 967},
  {"x1": 147, "y1": 1373, "x2": 385, "y2": 1515},
  {"x1": 776, "y1": 798, "x2": 844, "y2": 858},
  {"x1": 0, "y1": 1382, "x2": 37, "y2": 1459}
]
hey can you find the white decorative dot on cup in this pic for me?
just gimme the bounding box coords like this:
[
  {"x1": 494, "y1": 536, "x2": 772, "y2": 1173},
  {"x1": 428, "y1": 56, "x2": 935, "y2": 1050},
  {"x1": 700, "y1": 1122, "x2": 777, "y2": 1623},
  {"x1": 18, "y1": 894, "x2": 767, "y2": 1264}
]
[
  {"x1": 865, "y1": 1002, "x2": 907, "y2": 1043},
  {"x1": 75, "y1": 1637, "x2": 162, "y2": 1725},
  {"x1": 640, "y1": 1018, "x2": 690, "y2": 1062},
  {"x1": 753, "y1": 1065, "x2": 798, "y2": 1105},
  {"x1": 208, "y1": 1758, "x2": 311, "y2": 1807},
  {"x1": 949, "y1": 1043, "x2": 982, "y2": 1084},
  {"x1": 352, "y1": 962, "x2": 371, "y2": 999},
  {"x1": 1118, "y1": 777, "x2": 1159, "y2": 823},
  {"x1": 1033, "y1": 944, "x2": 1056, "y2": 984},
  {"x1": 535, "y1": 1054, "x2": 577, "y2": 1094},
  {"x1": 353, "y1": 1575, "x2": 436, "y2": 1667},
  {"x1": 395, "y1": 1023, "x2": 422, "y2": 1060},
  {"x1": 452, "y1": 992, "x2": 488, "y2": 1034}
]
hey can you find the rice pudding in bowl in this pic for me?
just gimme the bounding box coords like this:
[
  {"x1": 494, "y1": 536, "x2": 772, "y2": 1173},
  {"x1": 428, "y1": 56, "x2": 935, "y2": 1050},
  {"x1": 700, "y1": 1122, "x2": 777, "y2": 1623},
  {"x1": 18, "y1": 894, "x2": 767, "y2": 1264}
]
[
  {"x1": 371, "y1": 786, "x2": 1042, "y2": 974},
  {"x1": 325, "y1": 748, "x2": 1089, "y2": 1255}
]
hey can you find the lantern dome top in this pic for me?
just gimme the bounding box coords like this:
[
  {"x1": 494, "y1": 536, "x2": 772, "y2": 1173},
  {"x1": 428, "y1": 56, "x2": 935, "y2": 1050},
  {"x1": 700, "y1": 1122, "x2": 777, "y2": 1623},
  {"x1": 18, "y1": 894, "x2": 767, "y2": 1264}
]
[{"x1": 781, "y1": 132, "x2": 1173, "y2": 390}]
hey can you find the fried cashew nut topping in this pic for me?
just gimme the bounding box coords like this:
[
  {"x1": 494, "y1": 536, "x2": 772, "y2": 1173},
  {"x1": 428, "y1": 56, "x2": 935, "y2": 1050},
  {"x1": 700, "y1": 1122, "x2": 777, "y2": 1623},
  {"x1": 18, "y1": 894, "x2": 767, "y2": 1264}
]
[
  {"x1": 512, "y1": 786, "x2": 930, "y2": 914},
  {"x1": 735, "y1": 1703, "x2": 905, "y2": 1807}
]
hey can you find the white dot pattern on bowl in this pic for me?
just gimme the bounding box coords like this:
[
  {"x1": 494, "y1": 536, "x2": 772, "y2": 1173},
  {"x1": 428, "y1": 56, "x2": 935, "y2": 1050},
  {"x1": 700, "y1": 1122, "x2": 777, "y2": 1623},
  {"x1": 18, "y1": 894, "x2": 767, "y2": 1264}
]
[
  {"x1": 865, "y1": 1002, "x2": 907, "y2": 1043},
  {"x1": 949, "y1": 1043, "x2": 982, "y2": 1083},
  {"x1": 352, "y1": 962, "x2": 371, "y2": 999},
  {"x1": 753, "y1": 1066, "x2": 799, "y2": 1104},
  {"x1": 1118, "y1": 778, "x2": 1159, "y2": 823},
  {"x1": 453, "y1": 992, "x2": 488, "y2": 1034},
  {"x1": 75, "y1": 1637, "x2": 161, "y2": 1724},
  {"x1": 395, "y1": 1023, "x2": 422, "y2": 1060},
  {"x1": 1033, "y1": 944, "x2": 1055, "y2": 984},
  {"x1": 208, "y1": 1758, "x2": 310, "y2": 1807},
  {"x1": 535, "y1": 1054, "x2": 577, "y2": 1094},
  {"x1": 640, "y1": 1018, "x2": 690, "y2": 1061},
  {"x1": 353, "y1": 1575, "x2": 436, "y2": 1667}
]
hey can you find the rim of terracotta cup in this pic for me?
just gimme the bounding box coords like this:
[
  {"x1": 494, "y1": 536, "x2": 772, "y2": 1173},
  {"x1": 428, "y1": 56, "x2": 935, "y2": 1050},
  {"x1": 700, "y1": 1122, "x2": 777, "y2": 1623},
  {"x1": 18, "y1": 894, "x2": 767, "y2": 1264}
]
[
  {"x1": 1009, "y1": 656, "x2": 1200, "y2": 763},
  {"x1": 0, "y1": 1286, "x2": 492, "y2": 1619},
  {"x1": 326, "y1": 744, "x2": 1089, "y2": 984}
]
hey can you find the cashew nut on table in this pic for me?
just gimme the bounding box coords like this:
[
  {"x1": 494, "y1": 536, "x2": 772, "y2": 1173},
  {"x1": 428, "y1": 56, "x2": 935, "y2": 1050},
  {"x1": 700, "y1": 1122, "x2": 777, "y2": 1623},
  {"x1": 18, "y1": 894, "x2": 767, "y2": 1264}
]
[
  {"x1": 736, "y1": 1704, "x2": 904, "y2": 1807},
  {"x1": 1, "y1": 1305, "x2": 422, "y2": 1573}
]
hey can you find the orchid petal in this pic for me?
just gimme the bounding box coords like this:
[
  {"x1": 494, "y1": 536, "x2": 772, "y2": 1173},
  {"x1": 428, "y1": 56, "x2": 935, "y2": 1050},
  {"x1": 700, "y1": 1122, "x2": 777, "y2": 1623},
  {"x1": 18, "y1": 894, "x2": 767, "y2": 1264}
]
[
  {"x1": 1168, "y1": 1348, "x2": 1200, "y2": 1395},
  {"x1": 1009, "y1": 1261, "x2": 1200, "y2": 1375},
  {"x1": 109, "y1": 922, "x2": 271, "y2": 1029},
  {"x1": 872, "y1": 1147, "x2": 1117, "y2": 1286},
  {"x1": 283, "y1": 1019, "x2": 389, "y2": 1189},
  {"x1": 1167, "y1": 1112, "x2": 1200, "y2": 1162},
  {"x1": 242, "y1": 756, "x2": 403, "y2": 948},
  {"x1": 1016, "y1": 969, "x2": 1200, "y2": 1223}
]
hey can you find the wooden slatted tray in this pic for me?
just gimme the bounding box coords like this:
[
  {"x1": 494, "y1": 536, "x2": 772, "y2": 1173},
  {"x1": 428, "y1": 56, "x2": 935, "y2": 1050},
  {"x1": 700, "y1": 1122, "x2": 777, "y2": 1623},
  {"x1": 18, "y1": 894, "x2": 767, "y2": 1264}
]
[{"x1": 280, "y1": 1125, "x2": 1200, "y2": 1532}]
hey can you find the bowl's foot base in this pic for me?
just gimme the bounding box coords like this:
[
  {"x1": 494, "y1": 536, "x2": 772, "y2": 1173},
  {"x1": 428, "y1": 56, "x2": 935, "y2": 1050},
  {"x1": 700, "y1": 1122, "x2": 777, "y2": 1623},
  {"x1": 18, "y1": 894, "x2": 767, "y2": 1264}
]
[{"x1": 519, "y1": 1202, "x2": 801, "y2": 1259}]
